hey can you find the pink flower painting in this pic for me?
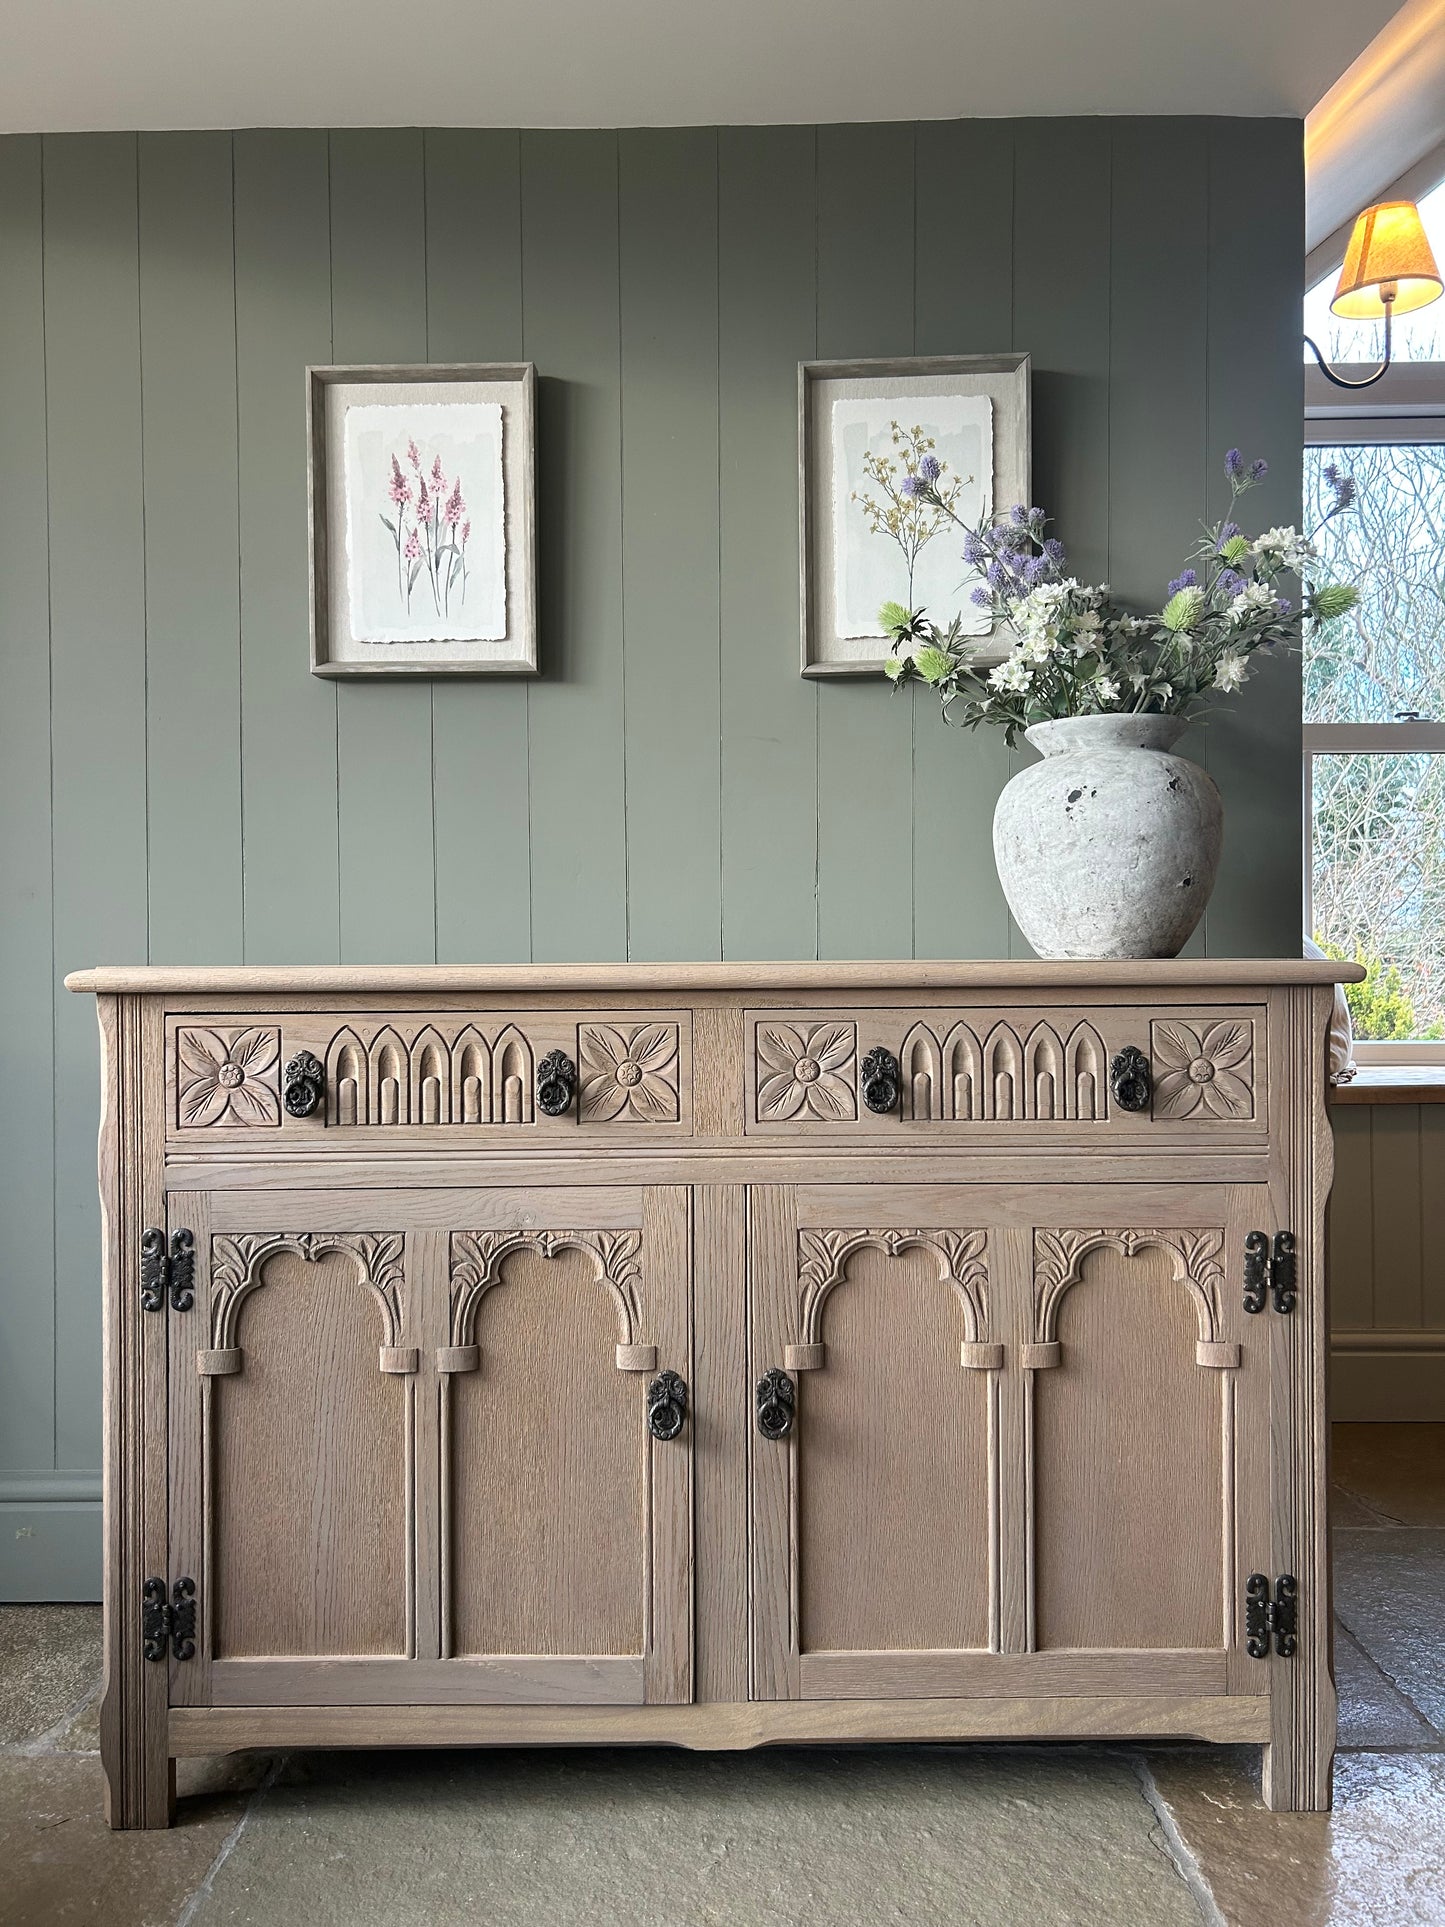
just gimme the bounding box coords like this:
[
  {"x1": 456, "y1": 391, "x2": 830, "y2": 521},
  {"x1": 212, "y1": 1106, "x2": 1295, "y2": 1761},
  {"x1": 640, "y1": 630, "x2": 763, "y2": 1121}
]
[{"x1": 380, "y1": 442, "x2": 472, "y2": 620}]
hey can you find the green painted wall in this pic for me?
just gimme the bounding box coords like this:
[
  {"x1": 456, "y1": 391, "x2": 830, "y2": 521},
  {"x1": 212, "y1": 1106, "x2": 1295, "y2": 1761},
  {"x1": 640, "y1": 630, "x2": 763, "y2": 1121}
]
[{"x1": 0, "y1": 119, "x2": 1305, "y2": 1595}]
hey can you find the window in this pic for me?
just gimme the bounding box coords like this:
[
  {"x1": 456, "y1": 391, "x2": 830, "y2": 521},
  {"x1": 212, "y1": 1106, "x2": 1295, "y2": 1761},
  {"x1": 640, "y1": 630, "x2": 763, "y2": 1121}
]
[
  {"x1": 1304, "y1": 437, "x2": 1445, "y2": 1058},
  {"x1": 1303, "y1": 179, "x2": 1445, "y2": 1061}
]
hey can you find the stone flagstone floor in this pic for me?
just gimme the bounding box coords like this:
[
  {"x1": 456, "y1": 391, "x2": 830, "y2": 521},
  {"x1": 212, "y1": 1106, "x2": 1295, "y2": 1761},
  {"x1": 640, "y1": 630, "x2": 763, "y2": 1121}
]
[{"x1": 2, "y1": 1423, "x2": 1442, "y2": 1926}]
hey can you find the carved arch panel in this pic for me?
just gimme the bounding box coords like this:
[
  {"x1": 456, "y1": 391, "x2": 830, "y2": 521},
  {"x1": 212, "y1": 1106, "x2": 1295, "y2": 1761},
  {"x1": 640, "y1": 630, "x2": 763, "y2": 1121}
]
[
  {"x1": 197, "y1": 1228, "x2": 414, "y2": 1665},
  {"x1": 898, "y1": 1019, "x2": 1108, "y2": 1123}
]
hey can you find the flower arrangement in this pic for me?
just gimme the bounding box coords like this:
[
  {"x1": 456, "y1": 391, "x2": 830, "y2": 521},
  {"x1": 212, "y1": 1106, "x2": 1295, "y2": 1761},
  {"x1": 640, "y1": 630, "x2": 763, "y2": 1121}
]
[
  {"x1": 382, "y1": 438, "x2": 472, "y2": 619},
  {"x1": 880, "y1": 450, "x2": 1360, "y2": 745}
]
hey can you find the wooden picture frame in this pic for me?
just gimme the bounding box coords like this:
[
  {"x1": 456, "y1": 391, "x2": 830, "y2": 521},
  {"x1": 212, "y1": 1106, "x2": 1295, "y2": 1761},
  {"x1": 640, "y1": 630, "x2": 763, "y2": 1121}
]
[
  {"x1": 308, "y1": 363, "x2": 537, "y2": 677},
  {"x1": 799, "y1": 353, "x2": 1031, "y2": 678}
]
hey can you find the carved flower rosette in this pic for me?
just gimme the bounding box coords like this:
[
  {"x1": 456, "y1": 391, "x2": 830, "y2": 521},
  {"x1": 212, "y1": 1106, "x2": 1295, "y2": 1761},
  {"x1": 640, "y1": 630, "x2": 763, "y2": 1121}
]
[
  {"x1": 176, "y1": 1027, "x2": 281, "y2": 1128},
  {"x1": 579, "y1": 1023, "x2": 680, "y2": 1122},
  {"x1": 756, "y1": 1022, "x2": 857, "y2": 1122},
  {"x1": 1150, "y1": 1020, "x2": 1253, "y2": 1120}
]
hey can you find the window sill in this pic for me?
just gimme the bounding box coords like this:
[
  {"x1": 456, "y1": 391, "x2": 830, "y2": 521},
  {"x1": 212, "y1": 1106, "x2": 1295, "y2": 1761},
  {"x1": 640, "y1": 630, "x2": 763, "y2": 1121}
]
[{"x1": 1330, "y1": 1067, "x2": 1445, "y2": 1104}]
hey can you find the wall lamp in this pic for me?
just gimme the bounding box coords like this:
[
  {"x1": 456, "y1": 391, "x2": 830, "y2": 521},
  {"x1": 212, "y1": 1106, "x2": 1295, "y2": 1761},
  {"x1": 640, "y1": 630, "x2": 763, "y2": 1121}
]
[{"x1": 1304, "y1": 199, "x2": 1443, "y2": 389}]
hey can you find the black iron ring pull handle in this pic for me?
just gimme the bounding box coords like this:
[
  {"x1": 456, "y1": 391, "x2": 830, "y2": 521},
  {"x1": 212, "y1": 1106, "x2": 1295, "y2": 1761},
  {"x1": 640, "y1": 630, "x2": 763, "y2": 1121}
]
[
  {"x1": 536, "y1": 1050, "x2": 577, "y2": 1117},
  {"x1": 756, "y1": 1367, "x2": 796, "y2": 1439},
  {"x1": 284, "y1": 1050, "x2": 325, "y2": 1119},
  {"x1": 646, "y1": 1370, "x2": 688, "y2": 1441},
  {"x1": 1110, "y1": 1045, "x2": 1152, "y2": 1113},
  {"x1": 861, "y1": 1046, "x2": 901, "y2": 1116}
]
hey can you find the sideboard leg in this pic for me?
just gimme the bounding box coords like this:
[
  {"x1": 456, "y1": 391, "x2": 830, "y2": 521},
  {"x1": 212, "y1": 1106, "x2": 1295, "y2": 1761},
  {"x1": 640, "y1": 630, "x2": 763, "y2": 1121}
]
[
  {"x1": 100, "y1": 1681, "x2": 175, "y2": 1829},
  {"x1": 1260, "y1": 1660, "x2": 1336, "y2": 1814}
]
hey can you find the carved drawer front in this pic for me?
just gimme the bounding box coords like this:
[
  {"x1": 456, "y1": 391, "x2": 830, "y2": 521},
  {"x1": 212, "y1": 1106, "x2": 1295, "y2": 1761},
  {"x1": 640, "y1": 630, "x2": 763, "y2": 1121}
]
[
  {"x1": 745, "y1": 1006, "x2": 1265, "y2": 1135},
  {"x1": 166, "y1": 1011, "x2": 692, "y2": 1140}
]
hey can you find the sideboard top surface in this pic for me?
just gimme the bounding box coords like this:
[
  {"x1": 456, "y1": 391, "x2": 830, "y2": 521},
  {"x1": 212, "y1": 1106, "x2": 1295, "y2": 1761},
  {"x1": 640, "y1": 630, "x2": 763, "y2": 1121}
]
[{"x1": 66, "y1": 958, "x2": 1364, "y2": 996}]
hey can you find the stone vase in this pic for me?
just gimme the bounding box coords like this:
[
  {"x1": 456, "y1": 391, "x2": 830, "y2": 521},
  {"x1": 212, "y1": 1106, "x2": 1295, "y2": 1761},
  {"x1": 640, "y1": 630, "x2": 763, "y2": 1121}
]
[{"x1": 992, "y1": 714, "x2": 1223, "y2": 960}]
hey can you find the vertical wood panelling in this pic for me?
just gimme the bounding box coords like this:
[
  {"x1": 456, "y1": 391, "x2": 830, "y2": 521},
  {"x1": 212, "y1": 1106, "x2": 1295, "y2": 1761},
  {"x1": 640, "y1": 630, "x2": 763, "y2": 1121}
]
[
  {"x1": 815, "y1": 123, "x2": 916, "y2": 960},
  {"x1": 1326, "y1": 1105, "x2": 1375, "y2": 1331},
  {"x1": 424, "y1": 130, "x2": 532, "y2": 964},
  {"x1": 1369, "y1": 1106, "x2": 1424, "y2": 1328},
  {"x1": 329, "y1": 131, "x2": 435, "y2": 965},
  {"x1": 717, "y1": 126, "x2": 818, "y2": 962},
  {"x1": 139, "y1": 133, "x2": 243, "y2": 964},
  {"x1": 1421, "y1": 1109, "x2": 1445, "y2": 1332},
  {"x1": 911, "y1": 119, "x2": 1014, "y2": 961},
  {"x1": 521, "y1": 131, "x2": 627, "y2": 962},
  {"x1": 619, "y1": 129, "x2": 722, "y2": 962},
  {"x1": 1204, "y1": 119, "x2": 1304, "y2": 957},
  {"x1": 0, "y1": 137, "x2": 55, "y2": 1476},
  {"x1": 1108, "y1": 121, "x2": 1211, "y2": 958},
  {"x1": 234, "y1": 131, "x2": 337, "y2": 962},
  {"x1": 44, "y1": 135, "x2": 149, "y2": 1471}
]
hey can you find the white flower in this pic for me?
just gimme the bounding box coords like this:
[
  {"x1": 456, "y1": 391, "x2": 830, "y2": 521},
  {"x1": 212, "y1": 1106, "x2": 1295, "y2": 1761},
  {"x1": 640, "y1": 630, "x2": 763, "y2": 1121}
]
[
  {"x1": 1095, "y1": 675, "x2": 1119, "y2": 703},
  {"x1": 1227, "y1": 580, "x2": 1278, "y2": 626},
  {"x1": 1253, "y1": 526, "x2": 1316, "y2": 573},
  {"x1": 989, "y1": 652, "x2": 1033, "y2": 693},
  {"x1": 1214, "y1": 651, "x2": 1249, "y2": 692},
  {"x1": 1074, "y1": 609, "x2": 1101, "y2": 635}
]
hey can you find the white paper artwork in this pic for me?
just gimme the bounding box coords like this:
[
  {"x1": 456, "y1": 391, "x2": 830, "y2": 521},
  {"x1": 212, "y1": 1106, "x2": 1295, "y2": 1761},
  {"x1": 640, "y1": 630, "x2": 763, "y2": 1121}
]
[
  {"x1": 831, "y1": 394, "x2": 994, "y2": 637},
  {"x1": 343, "y1": 399, "x2": 506, "y2": 644}
]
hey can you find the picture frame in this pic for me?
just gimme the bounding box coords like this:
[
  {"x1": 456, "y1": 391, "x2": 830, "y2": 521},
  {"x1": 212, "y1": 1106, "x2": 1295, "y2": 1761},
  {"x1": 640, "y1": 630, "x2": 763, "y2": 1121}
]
[
  {"x1": 799, "y1": 352, "x2": 1031, "y2": 678},
  {"x1": 307, "y1": 362, "x2": 537, "y2": 677}
]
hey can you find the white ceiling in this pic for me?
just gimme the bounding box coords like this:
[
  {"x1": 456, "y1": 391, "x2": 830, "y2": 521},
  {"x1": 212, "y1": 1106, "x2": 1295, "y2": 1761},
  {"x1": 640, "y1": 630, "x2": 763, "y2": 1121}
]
[{"x1": 0, "y1": 0, "x2": 1407, "y2": 133}]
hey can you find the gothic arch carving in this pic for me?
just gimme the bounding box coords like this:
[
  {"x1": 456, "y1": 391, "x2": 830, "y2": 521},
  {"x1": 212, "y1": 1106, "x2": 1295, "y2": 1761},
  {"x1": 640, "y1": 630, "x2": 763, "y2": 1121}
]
[
  {"x1": 447, "y1": 1229, "x2": 644, "y2": 1350},
  {"x1": 900, "y1": 1023, "x2": 944, "y2": 1120},
  {"x1": 208, "y1": 1231, "x2": 406, "y2": 1352},
  {"x1": 328, "y1": 1026, "x2": 368, "y2": 1126},
  {"x1": 796, "y1": 1228, "x2": 990, "y2": 1347},
  {"x1": 1032, "y1": 1227, "x2": 1226, "y2": 1348}
]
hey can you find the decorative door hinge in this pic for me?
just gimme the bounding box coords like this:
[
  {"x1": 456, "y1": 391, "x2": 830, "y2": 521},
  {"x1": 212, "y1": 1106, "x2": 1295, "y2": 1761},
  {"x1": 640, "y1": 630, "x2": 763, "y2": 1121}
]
[
  {"x1": 1244, "y1": 1572, "x2": 1298, "y2": 1658},
  {"x1": 142, "y1": 1576, "x2": 198, "y2": 1662},
  {"x1": 1243, "y1": 1230, "x2": 1296, "y2": 1314},
  {"x1": 140, "y1": 1227, "x2": 195, "y2": 1314}
]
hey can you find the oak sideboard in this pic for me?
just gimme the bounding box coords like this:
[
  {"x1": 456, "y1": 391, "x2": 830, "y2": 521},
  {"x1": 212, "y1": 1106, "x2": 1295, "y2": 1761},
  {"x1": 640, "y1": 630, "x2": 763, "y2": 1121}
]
[{"x1": 66, "y1": 958, "x2": 1358, "y2": 1827}]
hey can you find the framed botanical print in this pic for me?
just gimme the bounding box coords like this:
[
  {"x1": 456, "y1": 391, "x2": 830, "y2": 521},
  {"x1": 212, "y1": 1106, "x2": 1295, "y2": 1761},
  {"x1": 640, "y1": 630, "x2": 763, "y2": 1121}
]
[
  {"x1": 799, "y1": 352, "x2": 1031, "y2": 677},
  {"x1": 307, "y1": 363, "x2": 537, "y2": 676}
]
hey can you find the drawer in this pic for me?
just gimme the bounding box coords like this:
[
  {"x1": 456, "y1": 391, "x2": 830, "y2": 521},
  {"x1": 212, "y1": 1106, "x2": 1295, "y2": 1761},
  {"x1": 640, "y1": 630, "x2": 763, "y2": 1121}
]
[
  {"x1": 165, "y1": 1010, "x2": 694, "y2": 1143},
  {"x1": 745, "y1": 1005, "x2": 1266, "y2": 1137}
]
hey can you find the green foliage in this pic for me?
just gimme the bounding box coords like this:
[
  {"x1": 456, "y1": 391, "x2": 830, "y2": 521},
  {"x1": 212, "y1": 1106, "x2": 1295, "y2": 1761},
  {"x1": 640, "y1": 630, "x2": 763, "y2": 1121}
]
[
  {"x1": 1313, "y1": 937, "x2": 1440, "y2": 1041},
  {"x1": 1161, "y1": 586, "x2": 1206, "y2": 633},
  {"x1": 1309, "y1": 582, "x2": 1360, "y2": 622}
]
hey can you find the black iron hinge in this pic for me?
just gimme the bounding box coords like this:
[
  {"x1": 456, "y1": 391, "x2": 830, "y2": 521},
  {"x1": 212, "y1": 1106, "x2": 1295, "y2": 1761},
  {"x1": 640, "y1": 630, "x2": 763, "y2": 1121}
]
[
  {"x1": 141, "y1": 1576, "x2": 197, "y2": 1662},
  {"x1": 140, "y1": 1227, "x2": 195, "y2": 1314},
  {"x1": 1242, "y1": 1229, "x2": 1296, "y2": 1315},
  {"x1": 1244, "y1": 1573, "x2": 1298, "y2": 1658}
]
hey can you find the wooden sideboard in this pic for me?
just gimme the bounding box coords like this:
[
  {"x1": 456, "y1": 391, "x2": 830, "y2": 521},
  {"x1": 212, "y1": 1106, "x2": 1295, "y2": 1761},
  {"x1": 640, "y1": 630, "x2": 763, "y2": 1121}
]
[{"x1": 66, "y1": 958, "x2": 1357, "y2": 1827}]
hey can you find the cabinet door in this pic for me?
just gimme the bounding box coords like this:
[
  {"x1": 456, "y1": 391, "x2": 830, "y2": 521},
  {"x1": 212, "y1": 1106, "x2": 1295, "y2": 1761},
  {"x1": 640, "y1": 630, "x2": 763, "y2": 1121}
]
[
  {"x1": 167, "y1": 1185, "x2": 691, "y2": 1707},
  {"x1": 749, "y1": 1183, "x2": 1271, "y2": 1702}
]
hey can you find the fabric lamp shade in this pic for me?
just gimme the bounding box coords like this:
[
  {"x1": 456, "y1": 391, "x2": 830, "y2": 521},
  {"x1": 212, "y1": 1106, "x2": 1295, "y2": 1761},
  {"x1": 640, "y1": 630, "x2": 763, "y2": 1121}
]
[{"x1": 1330, "y1": 200, "x2": 1443, "y2": 319}]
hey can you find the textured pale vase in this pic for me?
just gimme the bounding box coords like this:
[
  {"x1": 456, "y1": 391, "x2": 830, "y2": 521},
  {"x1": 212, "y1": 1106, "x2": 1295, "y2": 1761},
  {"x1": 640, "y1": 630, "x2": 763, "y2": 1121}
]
[{"x1": 993, "y1": 715, "x2": 1223, "y2": 960}]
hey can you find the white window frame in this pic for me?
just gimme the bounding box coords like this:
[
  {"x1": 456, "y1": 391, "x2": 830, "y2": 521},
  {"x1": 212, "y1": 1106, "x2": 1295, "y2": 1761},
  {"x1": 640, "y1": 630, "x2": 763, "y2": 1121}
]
[{"x1": 1304, "y1": 380, "x2": 1445, "y2": 1062}]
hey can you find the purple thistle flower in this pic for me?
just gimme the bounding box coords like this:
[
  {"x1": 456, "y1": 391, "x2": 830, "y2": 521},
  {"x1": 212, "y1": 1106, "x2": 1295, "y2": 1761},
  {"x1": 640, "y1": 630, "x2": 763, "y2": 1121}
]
[
  {"x1": 962, "y1": 531, "x2": 988, "y2": 566},
  {"x1": 1249, "y1": 458, "x2": 1269, "y2": 482},
  {"x1": 899, "y1": 474, "x2": 923, "y2": 499},
  {"x1": 1216, "y1": 521, "x2": 1241, "y2": 548},
  {"x1": 1009, "y1": 503, "x2": 1029, "y2": 526},
  {"x1": 1224, "y1": 448, "x2": 1245, "y2": 481},
  {"x1": 1168, "y1": 568, "x2": 1198, "y2": 595},
  {"x1": 1043, "y1": 538, "x2": 1067, "y2": 567},
  {"x1": 1216, "y1": 569, "x2": 1244, "y2": 598},
  {"x1": 1021, "y1": 556, "x2": 1049, "y2": 587},
  {"x1": 986, "y1": 561, "x2": 1009, "y2": 591},
  {"x1": 1276, "y1": 596, "x2": 1292, "y2": 617},
  {"x1": 918, "y1": 453, "x2": 941, "y2": 484},
  {"x1": 970, "y1": 584, "x2": 993, "y2": 608}
]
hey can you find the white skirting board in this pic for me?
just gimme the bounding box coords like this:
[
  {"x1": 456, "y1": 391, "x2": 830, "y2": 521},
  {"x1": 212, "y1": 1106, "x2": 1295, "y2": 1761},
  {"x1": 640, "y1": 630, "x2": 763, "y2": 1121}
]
[{"x1": 1331, "y1": 1332, "x2": 1445, "y2": 1422}]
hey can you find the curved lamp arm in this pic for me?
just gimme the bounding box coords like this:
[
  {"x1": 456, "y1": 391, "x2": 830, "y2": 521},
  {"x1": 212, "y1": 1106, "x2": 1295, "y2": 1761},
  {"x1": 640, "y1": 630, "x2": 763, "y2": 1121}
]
[{"x1": 1304, "y1": 299, "x2": 1393, "y2": 390}]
